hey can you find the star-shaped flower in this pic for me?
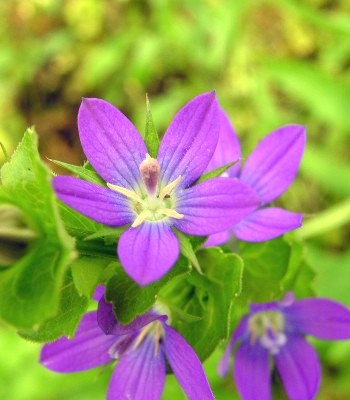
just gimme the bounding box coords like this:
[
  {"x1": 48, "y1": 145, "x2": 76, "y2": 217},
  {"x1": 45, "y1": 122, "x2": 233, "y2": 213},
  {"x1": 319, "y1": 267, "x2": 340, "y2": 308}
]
[
  {"x1": 53, "y1": 93, "x2": 259, "y2": 285},
  {"x1": 218, "y1": 292, "x2": 350, "y2": 400},
  {"x1": 41, "y1": 291, "x2": 214, "y2": 400},
  {"x1": 205, "y1": 110, "x2": 306, "y2": 246}
]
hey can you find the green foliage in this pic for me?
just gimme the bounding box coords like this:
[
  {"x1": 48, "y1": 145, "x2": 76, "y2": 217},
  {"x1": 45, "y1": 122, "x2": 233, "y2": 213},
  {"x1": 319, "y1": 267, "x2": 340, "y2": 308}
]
[
  {"x1": 160, "y1": 247, "x2": 244, "y2": 361},
  {"x1": 0, "y1": 129, "x2": 76, "y2": 329},
  {"x1": 105, "y1": 257, "x2": 189, "y2": 324},
  {"x1": 20, "y1": 270, "x2": 89, "y2": 342},
  {"x1": 239, "y1": 237, "x2": 315, "y2": 303},
  {"x1": 0, "y1": 0, "x2": 349, "y2": 398}
]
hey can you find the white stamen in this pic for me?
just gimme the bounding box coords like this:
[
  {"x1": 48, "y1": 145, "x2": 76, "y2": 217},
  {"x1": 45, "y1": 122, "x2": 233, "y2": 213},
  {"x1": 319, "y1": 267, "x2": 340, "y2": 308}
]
[
  {"x1": 133, "y1": 324, "x2": 153, "y2": 350},
  {"x1": 107, "y1": 183, "x2": 143, "y2": 203},
  {"x1": 159, "y1": 209, "x2": 184, "y2": 219},
  {"x1": 132, "y1": 210, "x2": 152, "y2": 228},
  {"x1": 159, "y1": 175, "x2": 182, "y2": 199}
]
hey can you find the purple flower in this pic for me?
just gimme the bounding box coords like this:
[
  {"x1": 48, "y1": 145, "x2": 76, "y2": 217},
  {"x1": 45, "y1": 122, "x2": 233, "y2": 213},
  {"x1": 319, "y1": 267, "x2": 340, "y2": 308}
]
[
  {"x1": 205, "y1": 110, "x2": 306, "y2": 246},
  {"x1": 53, "y1": 93, "x2": 259, "y2": 285},
  {"x1": 218, "y1": 292, "x2": 350, "y2": 400},
  {"x1": 41, "y1": 294, "x2": 214, "y2": 400}
]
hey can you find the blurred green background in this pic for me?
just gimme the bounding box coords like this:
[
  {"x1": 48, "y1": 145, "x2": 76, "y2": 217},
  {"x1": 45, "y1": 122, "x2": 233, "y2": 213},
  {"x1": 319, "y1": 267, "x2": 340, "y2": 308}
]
[{"x1": 0, "y1": 0, "x2": 350, "y2": 398}]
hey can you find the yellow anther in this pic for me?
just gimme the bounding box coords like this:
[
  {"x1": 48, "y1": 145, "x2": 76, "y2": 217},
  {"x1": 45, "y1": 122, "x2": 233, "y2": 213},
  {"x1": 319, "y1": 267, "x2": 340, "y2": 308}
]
[
  {"x1": 107, "y1": 183, "x2": 143, "y2": 203},
  {"x1": 132, "y1": 210, "x2": 152, "y2": 228},
  {"x1": 159, "y1": 175, "x2": 182, "y2": 199},
  {"x1": 159, "y1": 209, "x2": 184, "y2": 219}
]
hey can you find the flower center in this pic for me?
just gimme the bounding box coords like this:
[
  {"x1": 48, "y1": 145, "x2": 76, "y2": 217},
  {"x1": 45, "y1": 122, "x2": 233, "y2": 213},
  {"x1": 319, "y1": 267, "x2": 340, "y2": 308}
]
[
  {"x1": 248, "y1": 310, "x2": 287, "y2": 355},
  {"x1": 107, "y1": 154, "x2": 184, "y2": 227}
]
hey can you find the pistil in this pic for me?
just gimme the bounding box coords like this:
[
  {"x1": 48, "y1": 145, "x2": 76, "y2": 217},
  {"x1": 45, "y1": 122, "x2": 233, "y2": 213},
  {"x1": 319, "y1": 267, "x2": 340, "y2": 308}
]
[{"x1": 139, "y1": 154, "x2": 160, "y2": 195}]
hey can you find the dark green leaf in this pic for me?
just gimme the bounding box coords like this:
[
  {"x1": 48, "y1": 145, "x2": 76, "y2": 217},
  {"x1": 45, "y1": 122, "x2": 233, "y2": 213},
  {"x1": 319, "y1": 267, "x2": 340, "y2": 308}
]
[{"x1": 106, "y1": 256, "x2": 189, "y2": 324}]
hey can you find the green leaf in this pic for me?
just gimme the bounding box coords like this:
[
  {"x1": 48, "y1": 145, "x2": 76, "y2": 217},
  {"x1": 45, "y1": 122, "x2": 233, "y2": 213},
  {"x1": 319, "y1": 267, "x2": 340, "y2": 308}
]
[
  {"x1": 51, "y1": 159, "x2": 104, "y2": 185},
  {"x1": 105, "y1": 257, "x2": 189, "y2": 324},
  {"x1": 196, "y1": 160, "x2": 239, "y2": 183},
  {"x1": 19, "y1": 270, "x2": 89, "y2": 342},
  {"x1": 71, "y1": 256, "x2": 112, "y2": 298},
  {"x1": 0, "y1": 128, "x2": 76, "y2": 329},
  {"x1": 280, "y1": 239, "x2": 315, "y2": 298},
  {"x1": 239, "y1": 238, "x2": 291, "y2": 302},
  {"x1": 144, "y1": 94, "x2": 160, "y2": 157},
  {"x1": 174, "y1": 230, "x2": 202, "y2": 273},
  {"x1": 160, "y1": 247, "x2": 243, "y2": 361}
]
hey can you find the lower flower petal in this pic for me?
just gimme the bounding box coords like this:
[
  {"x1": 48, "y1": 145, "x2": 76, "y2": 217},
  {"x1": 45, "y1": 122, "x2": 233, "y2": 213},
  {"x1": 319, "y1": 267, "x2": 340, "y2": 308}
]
[
  {"x1": 233, "y1": 207, "x2": 303, "y2": 242},
  {"x1": 163, "y1": 325, "x2": 214, "y2": 400},
  {"x1": 40, "y1": 312, "x2": 116, "y2": 372},
  {"x1": 174, "y1": 178, "x2": 259, "y2": 236},
  {"x1": 284, "y1": 298, "x2": 350, "y2": 340},
  {"x1": 53, "y1": 176, "x2": 134, "y2": 226},
  {"x1": 275, "y1": 335, "x2": 321, "y2": 400},
  {"x1": 204, "y1": 230, "x2": 231, "y2": 247},
  {"x1": 118, "y1": 222, "x2": 180, "y2": 286},
  {"x1": 233, "y1": 340, "x2": 271, "y2": 400},
  {"x1": 107, "y1": 336, "x2": 166, "y2": 400}
]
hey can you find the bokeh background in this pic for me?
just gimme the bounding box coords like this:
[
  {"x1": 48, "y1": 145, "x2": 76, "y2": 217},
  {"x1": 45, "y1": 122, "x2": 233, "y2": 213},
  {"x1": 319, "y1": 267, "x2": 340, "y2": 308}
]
[{"x1": 1, "y1": 0, "x2": 350, "y2": 398}]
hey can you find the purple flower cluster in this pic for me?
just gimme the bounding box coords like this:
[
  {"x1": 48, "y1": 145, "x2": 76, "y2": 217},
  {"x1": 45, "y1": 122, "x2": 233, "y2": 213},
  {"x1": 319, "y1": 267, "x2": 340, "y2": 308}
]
[
  {"x1": 42, "y1": 93, "x2": 350, "y2": 400},
  {"x1": 219, "y1": 293, "x2": 350, "y2": 400},
  {"x1": 41, "y1": 288, "x2": 214, "y2": 400}
]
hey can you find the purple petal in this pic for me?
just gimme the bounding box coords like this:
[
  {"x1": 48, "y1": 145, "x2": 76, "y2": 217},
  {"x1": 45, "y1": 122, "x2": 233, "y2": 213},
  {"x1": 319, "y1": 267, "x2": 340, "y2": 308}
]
[
  {"x1": 218, "y1": 316, "x2": 248, "y2": 377},
  {"x1": 174, "y1": 178, "x2": 259, "y2": 236},
  {"x1": 275, "y1": 335, "x2": 321, "y2": 400},
  {"x1": 40, "y1": 312, "x2": 116, "y2": 372},
  {"x1": 233, "y1": 340, "x2": 271, "y2": 400},
  {"x1": 241, "y1": 125, "x2": 306, "y2": 204},
  {"x1": 93, "y1": 285, "x2": 105, "y2": 301},
  {"x1": 107, "y1": 336, "x2": 166, "y2": 400},
  {"x1": 78, "y1": 98, "x2": 147, "y2": 190},
  {"x1": 53, "y1": 176, "x2": 134, "y2": 226},
  {"x1": 284, "y1": 298, "x2": 350, "y2": 340},
  {"x1": 118, "y1": 222, "x2": 180, "y2": 285},
  {"x1": 97, "y1": 296, "x2": 165, "y2": 335},
  {"x1": 204, "y1": 230, "x2": 231, "y2": 247},
  {"x1": 163, "y1": 325, "x2": 214, "y2": 400},
  {"x1": 205, "y1": 107, "x2": 241, "y2": 178},
  {"x1": 157, "y1": 92, "x2": 220, "y2": 188},
  {"x1": 233, "y1": 207, "x2": 303, "y2": 242}
]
